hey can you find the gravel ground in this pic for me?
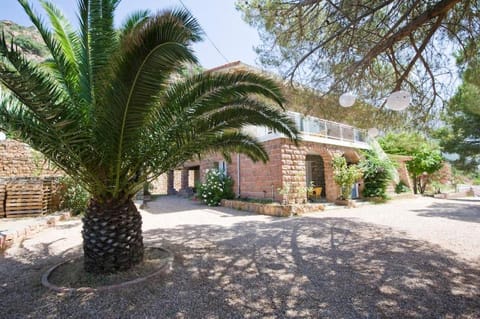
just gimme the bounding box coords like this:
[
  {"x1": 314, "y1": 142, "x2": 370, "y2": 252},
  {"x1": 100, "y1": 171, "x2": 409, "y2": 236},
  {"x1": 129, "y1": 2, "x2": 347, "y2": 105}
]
[{"x1": 0, "y1": 196, "x2": 479, "y2": 318}]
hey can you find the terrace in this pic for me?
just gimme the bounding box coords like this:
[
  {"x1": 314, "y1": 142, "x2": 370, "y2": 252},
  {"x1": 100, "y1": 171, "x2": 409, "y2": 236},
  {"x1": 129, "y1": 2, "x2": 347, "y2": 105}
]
[{"x1": 244, "y1": 111, "x2": 371, "y2": 149}]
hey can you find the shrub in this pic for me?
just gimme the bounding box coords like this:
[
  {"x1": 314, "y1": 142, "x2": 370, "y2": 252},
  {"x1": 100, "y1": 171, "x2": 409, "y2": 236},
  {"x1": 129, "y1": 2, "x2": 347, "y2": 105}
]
[
  {"x1": 332, "y1": 155, "x2": 363, "y2": 200},
  {"x1": 197, "y1": 169, "x2": 234, "y2": 206},
  {"x1": 395, "y1": 181, "x2": 410, "y2": 194},
  {"x1": 58, "y1": 176, "x2": 90, "y2": 215},
  {"x1": 359, "y1": 149, "x2": 395, "y2": 199}
]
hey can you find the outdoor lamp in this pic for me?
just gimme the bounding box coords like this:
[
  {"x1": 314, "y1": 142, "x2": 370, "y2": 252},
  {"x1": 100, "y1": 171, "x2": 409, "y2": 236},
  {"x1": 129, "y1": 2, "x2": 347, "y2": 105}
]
[
  {"x1": 386, "y1": 90, "x2": 411, "y2": 111},
  {"x1": 367, "y1": 128, "x2": 379, "y2": 138},
  {"x1": 339, "y1": 92, "x2": 356, "y2": 107}
]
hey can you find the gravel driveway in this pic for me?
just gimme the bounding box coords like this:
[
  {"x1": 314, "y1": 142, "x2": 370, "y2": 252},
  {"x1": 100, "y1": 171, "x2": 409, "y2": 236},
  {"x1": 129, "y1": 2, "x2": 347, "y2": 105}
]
[{"x1": 1, "y1": 196, "x2": 479, "y2": 318}]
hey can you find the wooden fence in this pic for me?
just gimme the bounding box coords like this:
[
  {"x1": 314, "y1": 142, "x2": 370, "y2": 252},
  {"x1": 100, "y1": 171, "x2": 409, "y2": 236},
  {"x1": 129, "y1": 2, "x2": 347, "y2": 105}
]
[{"x1": 0, "y1": 177, "x2": 61, "y2": 218}]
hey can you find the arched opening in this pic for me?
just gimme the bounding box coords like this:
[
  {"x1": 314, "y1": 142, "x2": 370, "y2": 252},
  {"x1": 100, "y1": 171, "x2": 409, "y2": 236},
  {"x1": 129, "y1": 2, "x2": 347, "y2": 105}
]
[{"x1": 305, "y1": 154, "x2": 326, "y2": 201}]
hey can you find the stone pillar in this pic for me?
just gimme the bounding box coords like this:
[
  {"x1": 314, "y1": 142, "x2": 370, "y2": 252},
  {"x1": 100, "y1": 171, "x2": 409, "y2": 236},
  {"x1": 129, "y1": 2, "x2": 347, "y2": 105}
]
[
  {"x1": 167, "y1": 170, "x2": 177, "y2": 195},
  {"x1": 178, "y1": 168, "x2": 192, "y2": 196}
]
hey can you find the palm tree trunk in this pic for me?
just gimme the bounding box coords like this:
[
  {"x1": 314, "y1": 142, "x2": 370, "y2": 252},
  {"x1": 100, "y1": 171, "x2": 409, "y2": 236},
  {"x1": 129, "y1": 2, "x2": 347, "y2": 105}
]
[{"x1": 82, "y1": 198, "x2": 144, "y2": 273}]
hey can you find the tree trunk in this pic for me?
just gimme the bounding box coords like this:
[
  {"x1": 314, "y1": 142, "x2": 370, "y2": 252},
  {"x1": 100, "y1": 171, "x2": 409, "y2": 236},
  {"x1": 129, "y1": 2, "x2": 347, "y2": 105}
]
[
  {"x1": 412, "y1": 176, "x2": 418, "y2": 194},
  {"x1": 82, "y1": 198, "x2": 144, "y2": 274}
]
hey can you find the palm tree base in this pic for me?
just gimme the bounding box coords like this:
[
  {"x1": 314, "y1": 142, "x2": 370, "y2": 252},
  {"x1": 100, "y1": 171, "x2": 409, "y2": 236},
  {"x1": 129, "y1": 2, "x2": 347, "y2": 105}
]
[{"x1": 82, "y1": 199, "x2": 144, "y2": 274}]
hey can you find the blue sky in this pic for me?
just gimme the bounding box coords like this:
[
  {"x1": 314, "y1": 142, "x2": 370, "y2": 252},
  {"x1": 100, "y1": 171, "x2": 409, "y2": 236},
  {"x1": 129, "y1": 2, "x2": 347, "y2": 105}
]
[{"x1": 0, "y1": 0, "x2": 261, "y2": 69}]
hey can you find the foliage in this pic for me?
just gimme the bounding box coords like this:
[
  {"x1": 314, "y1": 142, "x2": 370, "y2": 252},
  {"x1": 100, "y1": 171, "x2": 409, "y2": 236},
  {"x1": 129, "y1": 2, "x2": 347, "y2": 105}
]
[
  {"x1": 0, "y1": 1, "x2": 299, "y2": 204},
  {"x1": 264, "y1": 69, "x2": 404, "y2": 130},
  {"x1": 237, "y1": 0, "x2": 477, "y2": 126},
  {"x1": 379, "y1": 132, "x2": 443, "y2": 194},
  {"x1": 0, "y1": 20, "x2": 49, "y2": 59},
  {"x1": 332, "y1": 154, "x2": 363, "y2": 200},
  {"x1": 30, "y1": 149, "x2": 45, "y2": 177},
  {"x1": 359, "y1": 149, "x2": 395, "y2": 199},
  {"x1": 450, "y1": 167, "x2": 476, "y2": 186},
  {"x1": 58, "y1": 176, "x2": 90, "y2": 215},
  {"x1": 12, "y1": 34, "x2": 48, "y2": 56},
  {"x1": 0, "y1": 0, "x2": 299, "y2": 273},
  {"x1": 406, "y1": 149, "x2": 444, "y2": 194},
  {"x1": 378, "y1": 132, "x2": 435, "y2": 156},
  {"x1": 434, "y1": 53, "x2": 480, "y2": 172},
  {"x1": 197, "y1": 169, "x2": 235, "y2": 206},
  {"x1": 295, "y1": 180, "x2": 315, "y2": 204},
  {"x1": 277, "y1": 183, "x2": 292, "y2": 204},
  {"x1": 395, "y1": 181, "x2": 410, "y2": 194}
]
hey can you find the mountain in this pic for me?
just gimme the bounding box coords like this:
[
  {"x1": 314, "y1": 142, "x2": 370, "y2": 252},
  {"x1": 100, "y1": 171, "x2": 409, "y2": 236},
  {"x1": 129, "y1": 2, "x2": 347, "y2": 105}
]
[{"x1": 0, "y1": 20, "x2": 48, "y2": 61}]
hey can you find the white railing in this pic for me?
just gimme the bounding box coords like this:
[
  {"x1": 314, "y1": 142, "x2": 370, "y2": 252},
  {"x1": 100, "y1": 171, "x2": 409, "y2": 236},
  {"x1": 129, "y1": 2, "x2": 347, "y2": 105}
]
[{"x1": 287, "y1": 111, "x2": 367, "y2": 144}]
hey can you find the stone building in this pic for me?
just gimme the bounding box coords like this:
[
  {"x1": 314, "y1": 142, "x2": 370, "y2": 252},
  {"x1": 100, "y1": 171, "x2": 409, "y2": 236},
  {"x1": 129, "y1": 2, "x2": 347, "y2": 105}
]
[{"x1": 161, "y1": 61, "x2": 372, "y2": 203}]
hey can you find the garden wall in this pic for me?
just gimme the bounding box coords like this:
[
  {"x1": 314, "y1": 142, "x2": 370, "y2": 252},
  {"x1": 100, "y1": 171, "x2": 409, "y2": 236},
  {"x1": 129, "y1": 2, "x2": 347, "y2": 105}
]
[{"x1": 221, "y1": 199, "x2": 324, "y2": 217}]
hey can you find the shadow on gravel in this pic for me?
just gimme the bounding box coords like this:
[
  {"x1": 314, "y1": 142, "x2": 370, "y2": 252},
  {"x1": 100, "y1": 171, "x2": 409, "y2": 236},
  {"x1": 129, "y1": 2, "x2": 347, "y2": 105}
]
[
  {"x1": 414, "y1": 202, "x2": 480, "y2": 223},
  {"x1": 1, "y1": 217, "x2": 479, "y2": 318},
  {"x1": 143, "y1": 196, "x2": 255, "y2": 217}
]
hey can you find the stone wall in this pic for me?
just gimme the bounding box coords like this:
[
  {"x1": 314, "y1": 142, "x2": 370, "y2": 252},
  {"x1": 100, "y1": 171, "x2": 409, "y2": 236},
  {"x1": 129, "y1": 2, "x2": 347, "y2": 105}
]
[
  {"x1": 221, "y1": 199, "x2": 324, "y2": 217},
  {"x1": 189, "y1": 138, "x2": 362, "y2": 203},
  {"x1": 0, "y1": 140, "x2": 61, "y2": 178},
  {"x1": 280, "y1": 139, "x2": 361, "y2": 202},
  {"x1": 389, "y1": 154, "x2": 414, "y2": 193}
]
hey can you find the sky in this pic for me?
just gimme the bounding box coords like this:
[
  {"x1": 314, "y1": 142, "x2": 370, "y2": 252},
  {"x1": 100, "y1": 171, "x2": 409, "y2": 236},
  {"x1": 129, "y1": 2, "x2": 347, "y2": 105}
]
[{"x1": 0, "y1": 0, "x2": 261, "y2": 69}]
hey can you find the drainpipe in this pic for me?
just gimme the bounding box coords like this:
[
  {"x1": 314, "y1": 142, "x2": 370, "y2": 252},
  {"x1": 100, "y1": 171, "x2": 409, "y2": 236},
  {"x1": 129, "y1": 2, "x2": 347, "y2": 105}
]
[{"x1": 237, "y1": 153, "x2": 241, "y2": 198}]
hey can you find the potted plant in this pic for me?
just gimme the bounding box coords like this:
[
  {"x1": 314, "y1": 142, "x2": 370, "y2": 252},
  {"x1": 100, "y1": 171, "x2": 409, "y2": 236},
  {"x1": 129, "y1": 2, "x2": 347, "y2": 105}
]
[{"x1": 332, "y1": 155, "x2": 363, "y2": 207}]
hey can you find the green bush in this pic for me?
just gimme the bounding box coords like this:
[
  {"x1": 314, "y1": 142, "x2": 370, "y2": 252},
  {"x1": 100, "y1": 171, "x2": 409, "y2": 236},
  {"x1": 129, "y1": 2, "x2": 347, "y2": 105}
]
[
  {"x1": 197, "y1": 169, "x2": 234, "y2": 206},
  {"x1": 58, "y1": 176, "x2": 90, "y2": 215},
  {"x1": 395, "y1": 181, "x2": 410, "y2": 194},
  {"x1": 359, "y1": 150, "x2": 395, "y2": 199}
]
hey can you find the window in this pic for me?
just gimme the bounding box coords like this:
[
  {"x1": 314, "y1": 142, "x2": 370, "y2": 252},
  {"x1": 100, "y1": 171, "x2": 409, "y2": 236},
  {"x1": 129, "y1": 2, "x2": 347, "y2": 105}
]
[{"x1": 218, "y1": 160, "x2": 227, "y2": 175}]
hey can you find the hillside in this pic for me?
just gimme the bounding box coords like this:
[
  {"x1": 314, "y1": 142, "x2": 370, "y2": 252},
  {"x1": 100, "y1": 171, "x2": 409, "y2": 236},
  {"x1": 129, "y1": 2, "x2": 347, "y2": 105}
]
[{"x1": 0, "y1": 20, "x2": 48, "y2": 61}]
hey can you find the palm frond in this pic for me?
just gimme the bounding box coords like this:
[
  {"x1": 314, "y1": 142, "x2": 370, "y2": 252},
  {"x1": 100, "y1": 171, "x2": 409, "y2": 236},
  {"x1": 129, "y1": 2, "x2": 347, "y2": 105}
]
[
  {"x1": 163, "y1": 71, "x2": 286, "y2": 114},
  {"x1": 0, "y1": 93, "x2": 98, "y2": 191},
  {"x1": 17, "y1": 0, "x2": 79, "y2": 102},
  {"x1": 131, "y1": 70, "x2": 299, "y2": 190},
  {"x1": 40, "y1": 1, "x2": 80, "y2": 73},
  {"x1": 120, "y1": 9, "x2": 151, "y2": 36},
  {"x1": 77, "y1": 0, "x2": 92, "y2": 104},
  {"x1": 96, "y1": 9, "x2": 203, "y2": 195},
  {"x1": 88, "y1": 0, "x2": 120, "y2": 104}
]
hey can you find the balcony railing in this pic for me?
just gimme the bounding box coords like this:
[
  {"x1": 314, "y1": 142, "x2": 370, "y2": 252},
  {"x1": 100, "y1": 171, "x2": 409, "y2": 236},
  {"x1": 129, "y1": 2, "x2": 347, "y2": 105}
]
[{"x1": 288, "y1": 111, "x2": 367, "y2": 144}]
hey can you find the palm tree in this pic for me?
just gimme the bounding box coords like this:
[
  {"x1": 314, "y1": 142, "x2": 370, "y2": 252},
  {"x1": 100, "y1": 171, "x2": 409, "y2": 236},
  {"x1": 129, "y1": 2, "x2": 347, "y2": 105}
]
[{"x1": 0, "y1": 0, "x2": 299, "y2": 274}]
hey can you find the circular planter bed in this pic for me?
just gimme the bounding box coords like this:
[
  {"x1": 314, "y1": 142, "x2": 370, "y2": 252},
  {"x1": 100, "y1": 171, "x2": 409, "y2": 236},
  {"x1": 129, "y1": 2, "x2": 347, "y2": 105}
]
[{"x1": 42, "y1": 247, "x2": 173, "y2": 293}]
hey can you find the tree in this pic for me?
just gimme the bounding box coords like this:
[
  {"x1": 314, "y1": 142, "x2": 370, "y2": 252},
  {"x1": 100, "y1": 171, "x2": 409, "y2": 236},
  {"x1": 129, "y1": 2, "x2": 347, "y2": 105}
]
[
  {"x1": 435, "y1": 52, "x2": 480, "y2": 172},
  {"x1": 0, "y1": 0, "x2": 299, "y2": 274},
  {"x1": 379, "y1": 132, "x2": 443, "y2": 194},
  {"x1": 237, "y1": 0, "x2": 480, "y2": 126}
]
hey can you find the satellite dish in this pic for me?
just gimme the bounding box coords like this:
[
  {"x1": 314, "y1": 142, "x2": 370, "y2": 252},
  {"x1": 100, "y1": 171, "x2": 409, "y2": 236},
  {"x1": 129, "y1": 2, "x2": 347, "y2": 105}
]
[
  {"x1": 339, "y1": 93, "x2": 356, "y2": 107},
  {"x1": 386, "y1": 90, "x2": 411, "y2": 111},
  {"x1": 367, "y1": 128, "x2": 379, "y2": 138},
  {"x1": 0, "y1": 132, "x2": 6, "y2": 141}
]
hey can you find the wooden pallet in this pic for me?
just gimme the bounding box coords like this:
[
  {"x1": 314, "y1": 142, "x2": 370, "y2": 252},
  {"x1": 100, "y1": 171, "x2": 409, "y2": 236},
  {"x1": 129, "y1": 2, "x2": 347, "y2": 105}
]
[
  {"x1": 5, "y1": 180, "x2": 44, "y2": 218},
  {"x1": 42, "y1": 179, "x2": 52, "y2": 214}
]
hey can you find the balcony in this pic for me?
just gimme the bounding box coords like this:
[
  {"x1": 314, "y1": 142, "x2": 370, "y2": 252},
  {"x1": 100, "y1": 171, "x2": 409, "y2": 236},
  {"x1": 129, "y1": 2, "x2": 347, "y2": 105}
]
[{"x1": 243, "y1": 111, "x2": 370, "y2": 149}]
